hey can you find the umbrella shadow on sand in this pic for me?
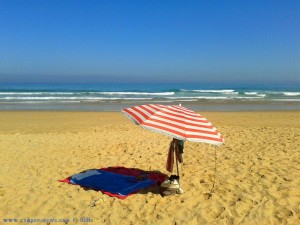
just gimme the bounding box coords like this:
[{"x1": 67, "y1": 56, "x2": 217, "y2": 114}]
[{"x1": 59, "y1": 166, "x2": 167, "y2": 199}]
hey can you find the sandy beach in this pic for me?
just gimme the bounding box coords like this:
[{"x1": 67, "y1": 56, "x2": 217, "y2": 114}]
[{"x1": 0, "y1": 111, "x2": 299, "y2": 225}]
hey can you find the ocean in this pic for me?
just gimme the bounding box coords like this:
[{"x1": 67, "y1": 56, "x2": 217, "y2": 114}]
[{"x1": 0, "y1": 83, "x2": 300, "y2": 111}]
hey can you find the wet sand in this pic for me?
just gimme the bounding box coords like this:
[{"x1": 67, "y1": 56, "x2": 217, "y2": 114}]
[{"x1": 0, "y1": 111, "x2": 300, "y2": 225}]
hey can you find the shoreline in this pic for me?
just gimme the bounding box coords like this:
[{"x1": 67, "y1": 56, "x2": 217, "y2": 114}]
[{"x1": 1, "y1": 100, "x2": 300, "y2": 112}]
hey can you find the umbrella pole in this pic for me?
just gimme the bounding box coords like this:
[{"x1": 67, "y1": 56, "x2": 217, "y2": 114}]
[
  {"x1": 176, "y1": 156, "x2": 179, "y2": 177},
  {"x1": 174, "y1": 139, "x2": 180, "y2": 178},
  {"x1": 175, "y1": 144, "x2": 183, "y2": 194}
]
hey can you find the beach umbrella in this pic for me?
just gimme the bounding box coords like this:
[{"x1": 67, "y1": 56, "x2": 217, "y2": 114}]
[
  {"x1": 122, "y1": 104, "x2": 224, "y2": 143},
  {"x1": 122, "y1": 104, "x2": 224, "y2": 181}
]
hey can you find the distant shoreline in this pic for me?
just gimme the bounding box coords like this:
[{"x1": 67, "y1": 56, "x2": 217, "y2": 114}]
[{"x1": 1, "y1": 100, "x2": 300, "y2": 112}]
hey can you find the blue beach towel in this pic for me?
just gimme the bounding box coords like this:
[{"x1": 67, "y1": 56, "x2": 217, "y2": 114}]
[
  {"x1": 59, "y1": 167, "x2": 167, "y2": 199},
  {"x1": 70, "y1": 169, "x2": 155, "y2": 197}
]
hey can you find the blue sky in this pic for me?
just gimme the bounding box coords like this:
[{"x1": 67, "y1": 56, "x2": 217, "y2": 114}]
[{"x1": 0, "y1": 0, "x2": 299, "y2": 84}]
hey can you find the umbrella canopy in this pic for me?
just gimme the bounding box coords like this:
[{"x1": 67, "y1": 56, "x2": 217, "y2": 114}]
[{"x1": 122, "y1": 104, "x2": 224, "y2": 145}]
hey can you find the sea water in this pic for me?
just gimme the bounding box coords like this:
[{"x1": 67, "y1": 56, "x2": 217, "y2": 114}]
[{"x1": 0, "y1": 83, "x2": 300, "y2": 111}]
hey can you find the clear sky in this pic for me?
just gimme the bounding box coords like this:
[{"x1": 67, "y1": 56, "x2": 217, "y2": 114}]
[{"x1": 0, "y1": 0, "x2": 299, "y2": 84}]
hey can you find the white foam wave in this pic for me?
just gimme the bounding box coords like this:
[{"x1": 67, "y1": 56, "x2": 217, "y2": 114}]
[
  {"x1": 0, "y1": 92, "x2": 76, "y2": 95},
  {"x1": 2, "y1": 97, "x2": 90, "y2": 100},
  {"x1": 234, "y1": 96, "x2": 265, "y2": 99},
  {"x1": 0, "y1": 92, "x2": 45, "y2": 95},
  {"x1": 283, "y1": 92, "x2": 300, "y2": 96},
  {"x1": 0, "y1": 97, "x2": 152, "y2": 100},
  {"x1": 257, "y1": 94, "x2": 266, "y2": 97},
  {"x1": 0, "y1": 91, "x2": 174, "y2": 96},
  {"x1": 187, "y1": 89, "x2": 235, "y2": 93},
  {"x1": 99, "y1": 92, "x2": 174, "y2": 96},
  {"x1": 166, "y1": 96, "x2": 229, "y2": 100},
  {"x1": 241, "y1": 92, "x2": 266, "y2": 97},
  {"x1": 245, "y1": 92, "x2": 258, "y2": 95},
  {"x1": 0, "y1": 101, "x2": 47, "y2": 104}
]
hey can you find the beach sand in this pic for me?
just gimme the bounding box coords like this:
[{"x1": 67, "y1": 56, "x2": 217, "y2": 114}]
[{"x1": 0, "y1": 111, "x2": 299, "y2": 225}]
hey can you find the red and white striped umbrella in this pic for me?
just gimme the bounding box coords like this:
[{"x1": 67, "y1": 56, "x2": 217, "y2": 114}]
[{"x1": 122, "y1": 104, "x2": 224, "y2": 145}]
